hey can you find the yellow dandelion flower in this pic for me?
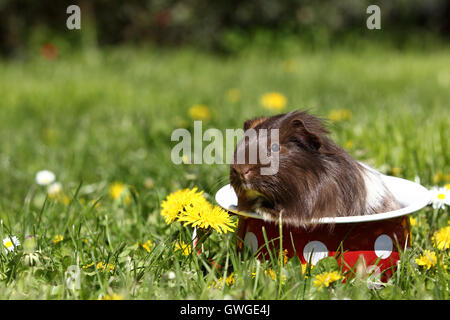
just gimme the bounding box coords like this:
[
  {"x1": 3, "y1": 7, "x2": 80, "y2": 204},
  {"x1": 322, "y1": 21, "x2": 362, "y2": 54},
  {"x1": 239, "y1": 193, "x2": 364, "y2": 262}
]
[
  {"x1": 409, "y1": 217, "x2": 417, "y2": 227},
  {"x1": 60, "y1": 194, "x2": 71, "y2": 206},
  {"x1": 100, "y1": 293, "x2": 124, "y2": 300},
  {"x1": 251, "y1": 269, "x2": 272, "y2": 280},
  {"x1": 415, "y1": 250, "x2": 437, "y2": 270},
  {"x1": 160, "y1": 187, "x2": 208, "y2": 224},
  {"x1": 177, "y1": 199, "x2": 211, "y2": 227},
  {"x1": 189, "y1": 104, "x2": 211, "y2": 121},
  {"x1": 433, "y1": 172, "x2": 444, "y2": 184},
  {"x1": 174, "y1": 240, "x2": 192, "y2": 256},
  {"x1": 224, "y1": 273, "x2": 236, "y2": 286},
  {"x1": 227, "y1": 273, "x2": 236, "y2": 285},
  {"x1": 391, "y1": 167, "x2": 402, "y2": 176},
  {"x1": 82, "y1": 262, "x2": 94, "y2": 269},
  {"x1": 142, "y1": 240, "x2": 153, "y2": 253},
  {"x1": 226, "y1": 88, "x2": 241, "y2": 103},
  {"x1": 313, "y1": 271, "x2": 343, "y2": 289},
  {"x1": 251, "y1": 268, "x2": 286, "y2": 283},
  {"x1": 90, "y1": 199, "x2": 100, "y2": 209},
  {"x1": 301, "y1": 263, "x2": 313, "y2": 278},
  {"x1": 109, "y1": 182, "x2": 129, "y2": 201},
  {"x1": 280, "y1": 249, "x2": 289, "y2": 265},
  {"x1": 445, "y1": 183, "x2": 450, "y2": 191},
  {"x1": 345, "y1": 140, "x2": 353, "y2": 149},
  {"x1": 53, "y1": 234, "x2": 64, "y2": 244},
  {"x1": 265, "y1": 269, "x2": 277, "y2": 281},
  {"x1": 179, "y1": 203, "x2": 236, "y2": 234},
  {"x1": 96, "y1": 262, "x2": 115, "y2": 272},
  {"x1": 328, "y1": 109, "x2": 352, "y2": 122},
  {"x1": 214, "y1": 273, "x2": 236, "y2": 289},
  {"x1": 109, "y1": 182, "x2": 125, "y2": 199},
  {"x1": 432, "y1": 226, "x2": 450, "y2": 250},
  {"x1": 260, "y1": 92, "x2": 287, "y2": 111},
  {"x1": 105, "y1": 263, "x2": 115, "y2": 272},
  {"x1": 267, "y1": 269, "x2": 286, "y2": 283},
  {"x1": 301, "y1": 264, "x2": 307, "y2": 276}
]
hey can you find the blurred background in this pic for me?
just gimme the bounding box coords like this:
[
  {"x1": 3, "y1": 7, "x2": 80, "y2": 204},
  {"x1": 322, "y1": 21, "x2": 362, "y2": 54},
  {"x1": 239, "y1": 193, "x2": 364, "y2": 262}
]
[
  {"x1": 0, "y1": 0, "x2": 449, "y2": 55},
  {"x1": 0, "y1": 1, "x2": 449, "y2": 211},
  {"x1": 0, "y1": 0, "x2": 449, "y2": 300}
]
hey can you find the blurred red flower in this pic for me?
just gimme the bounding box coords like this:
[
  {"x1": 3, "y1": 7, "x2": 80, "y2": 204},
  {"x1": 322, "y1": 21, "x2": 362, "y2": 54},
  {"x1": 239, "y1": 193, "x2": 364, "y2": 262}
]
[{"x1": 40, "y1": 43, "x2": 58, "y2": 60}]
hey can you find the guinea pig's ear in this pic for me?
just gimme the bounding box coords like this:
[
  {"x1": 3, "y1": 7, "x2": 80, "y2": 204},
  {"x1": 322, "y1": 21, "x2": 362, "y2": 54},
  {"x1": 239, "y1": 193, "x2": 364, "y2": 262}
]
[
  {"x1": 244, "y1": 117, "x2": 267, "y2": 131},
  {"x1": 289, "y1": 116, "x2": 322, "y2": 151}
]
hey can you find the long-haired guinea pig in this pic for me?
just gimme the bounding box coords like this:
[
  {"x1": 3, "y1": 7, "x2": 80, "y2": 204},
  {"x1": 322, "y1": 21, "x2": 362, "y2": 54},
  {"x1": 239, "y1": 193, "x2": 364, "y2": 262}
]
[{"x1": 230, "y1": 110, "x2": 400, "y2": 227}]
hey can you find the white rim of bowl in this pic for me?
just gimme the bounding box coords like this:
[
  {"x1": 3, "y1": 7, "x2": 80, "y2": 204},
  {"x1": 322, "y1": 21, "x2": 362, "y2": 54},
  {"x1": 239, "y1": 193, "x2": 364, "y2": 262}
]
[{"x1": 214, "y1": 177, "x2": 431, "y2": 224}]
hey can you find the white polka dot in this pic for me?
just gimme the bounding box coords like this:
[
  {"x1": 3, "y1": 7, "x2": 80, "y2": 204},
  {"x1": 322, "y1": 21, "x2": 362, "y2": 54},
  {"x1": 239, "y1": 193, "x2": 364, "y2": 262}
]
[
  {"x1": 303, "y1": 241, "x2": 328, "y2": 265},
  {"x1": 244, "y1": 232, "x2": 258, "y2": 254},
  {"x1": 374, "y1": 234, "x2": 393, "y2": 259}
]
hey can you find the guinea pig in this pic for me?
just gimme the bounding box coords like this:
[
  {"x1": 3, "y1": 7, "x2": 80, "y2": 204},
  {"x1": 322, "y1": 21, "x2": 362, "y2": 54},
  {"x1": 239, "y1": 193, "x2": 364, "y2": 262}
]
[{"x1": 229, "y1": 110, "x2": 400, "y2": 227}]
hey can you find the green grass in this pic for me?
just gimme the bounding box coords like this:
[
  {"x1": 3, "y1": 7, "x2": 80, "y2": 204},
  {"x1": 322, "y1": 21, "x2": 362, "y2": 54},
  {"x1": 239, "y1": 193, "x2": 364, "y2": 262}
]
[{"x1": 0, "y1": 43, "x2": 449, "y2": 299}]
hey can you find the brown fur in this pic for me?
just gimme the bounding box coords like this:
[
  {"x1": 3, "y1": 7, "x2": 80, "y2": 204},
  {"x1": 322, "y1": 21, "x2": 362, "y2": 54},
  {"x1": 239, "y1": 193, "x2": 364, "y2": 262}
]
[{"x1": 230, "y1": 110, "x2": 400, "y2": 227}]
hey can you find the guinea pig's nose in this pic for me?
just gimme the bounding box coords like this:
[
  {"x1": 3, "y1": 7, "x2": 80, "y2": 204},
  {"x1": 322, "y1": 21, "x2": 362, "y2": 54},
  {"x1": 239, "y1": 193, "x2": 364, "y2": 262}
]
[{"x1": 241, "y1": 167, "x2": 252, "y2": 179}]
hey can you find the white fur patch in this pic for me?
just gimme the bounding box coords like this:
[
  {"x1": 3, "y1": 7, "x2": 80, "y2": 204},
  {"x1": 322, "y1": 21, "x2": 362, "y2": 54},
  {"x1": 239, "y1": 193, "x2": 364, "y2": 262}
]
[
  {"x1": 255, "y1": 206, "x2": 274, "y2": 222},
  {"x1": 359, "y1": 162, "x2": 389, "y2": 213}
]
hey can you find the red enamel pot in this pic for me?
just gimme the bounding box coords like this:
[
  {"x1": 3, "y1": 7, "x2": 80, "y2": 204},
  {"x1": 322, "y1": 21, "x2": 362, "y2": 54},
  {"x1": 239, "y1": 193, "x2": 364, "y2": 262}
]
[{"x1": 215, "y1": 175, "x2": 430, "y2": 281}]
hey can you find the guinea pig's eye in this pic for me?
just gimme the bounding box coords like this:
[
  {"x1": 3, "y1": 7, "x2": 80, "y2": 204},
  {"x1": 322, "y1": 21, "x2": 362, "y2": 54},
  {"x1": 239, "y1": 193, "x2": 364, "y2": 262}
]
[{"x1": 270, "y1": 143, "x2": 280, "y2": 152}]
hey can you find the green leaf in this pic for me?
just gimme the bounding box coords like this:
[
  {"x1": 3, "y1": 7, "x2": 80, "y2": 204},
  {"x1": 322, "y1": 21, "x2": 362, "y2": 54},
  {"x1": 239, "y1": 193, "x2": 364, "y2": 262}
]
[{"x1": 311, "y1": 257, "x2": 340, "y2": 276}]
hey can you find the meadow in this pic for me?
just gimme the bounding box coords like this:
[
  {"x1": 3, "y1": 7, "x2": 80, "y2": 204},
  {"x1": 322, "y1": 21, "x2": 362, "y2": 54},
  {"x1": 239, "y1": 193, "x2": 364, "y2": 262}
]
[{"x1": 0, "y1": 41, "x2": 449, "y2": 299}]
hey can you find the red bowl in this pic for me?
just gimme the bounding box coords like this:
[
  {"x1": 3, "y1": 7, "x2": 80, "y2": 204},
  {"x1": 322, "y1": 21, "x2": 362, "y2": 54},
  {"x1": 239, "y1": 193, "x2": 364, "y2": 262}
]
[
  {"x1": 236, "y1": 215, "x2": 409, "y2": 281},
  {"x1": 215, "y1": 176, "x2": 430, "y2": 281}
]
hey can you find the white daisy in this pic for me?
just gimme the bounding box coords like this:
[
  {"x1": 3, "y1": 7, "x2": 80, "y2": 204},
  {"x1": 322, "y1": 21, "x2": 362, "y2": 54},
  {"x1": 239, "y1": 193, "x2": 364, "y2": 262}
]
[
  {"x1": 166, "y1": 271, "x2": 176, "y2": 280},
  {"x1": 3, "y1": 236, "x2": 20, "y2": 252},
  {"x1": 429, "y1": 187, "x2": 450, "y2": 209},
  {"x1": 35, "y1": 170, "x2": 56, "y2": 186},
  {"x1": 47, "y1": 182, "x2": 62, "y2": 196}
]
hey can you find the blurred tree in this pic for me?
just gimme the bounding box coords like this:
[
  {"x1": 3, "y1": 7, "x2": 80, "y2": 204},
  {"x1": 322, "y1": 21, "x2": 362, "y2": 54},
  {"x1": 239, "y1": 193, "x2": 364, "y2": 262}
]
[{"x1": 0, "y1": 0, "x2": 448, "y2": 56}]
